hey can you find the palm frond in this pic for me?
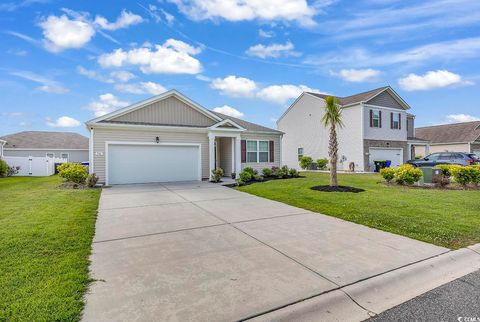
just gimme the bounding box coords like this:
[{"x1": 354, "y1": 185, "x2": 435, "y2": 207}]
[{"x1": 321, "y1": 96, "x2": 344, "y2": 128}]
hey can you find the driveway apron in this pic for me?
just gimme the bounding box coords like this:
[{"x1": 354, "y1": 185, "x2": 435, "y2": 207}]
[{"x1": 83, "y1": 181, "x2": 447, "y2": 322}]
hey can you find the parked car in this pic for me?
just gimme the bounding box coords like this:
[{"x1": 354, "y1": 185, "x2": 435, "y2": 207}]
[{"x1": 407, "y1": 152, "x2": 479, "y2": 167}]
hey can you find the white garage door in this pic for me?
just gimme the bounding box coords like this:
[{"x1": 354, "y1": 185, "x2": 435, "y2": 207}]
[
  {"x1": 107, "y1": 144, "x2": 200, "y2": 185},
  {"x1": 368, "y1": 148, "x2": 403, "y2": 171}
]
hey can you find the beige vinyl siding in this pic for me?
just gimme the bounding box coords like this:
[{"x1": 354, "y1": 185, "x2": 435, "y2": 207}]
[
  {"x1": 241, "y1": 132, "x2": 281, "y2": 172},
  {"x1": 427, "y1": 143, "x2": 470, "y2": 154},
  {"x1": 366, "y1": 91, "x2": 404, "y2": 110},
  {"x1": 93, "y1": 127, "x2": 209, "y2": 183},
  {"x1": 218, "y1": 137, "x2": 233, "y2": 176},
  {"x1": 110, "y1": 96, "x2": 216, "y2": 127}
]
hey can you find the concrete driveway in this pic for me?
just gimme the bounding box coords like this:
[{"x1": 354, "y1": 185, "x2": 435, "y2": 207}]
[{"x1": 82, "y1": 181, "x2": 448, "y2": 322}]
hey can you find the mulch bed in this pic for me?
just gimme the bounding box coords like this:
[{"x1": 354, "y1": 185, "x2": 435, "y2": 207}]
[
  {"x1": 310, "y1": 185, "x2": 365, "y2": 193},
  {"x1": 224, "y1": 175, "x2": 305, "y2": 188}
]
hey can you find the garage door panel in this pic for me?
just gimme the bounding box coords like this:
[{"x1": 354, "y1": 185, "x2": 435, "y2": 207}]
[
  {"x1": 368, "y1": 148, "x2": 403, "y2": 171},
  {"x1": 108, "y1": 144, "x2": 199, "y2": 184}
]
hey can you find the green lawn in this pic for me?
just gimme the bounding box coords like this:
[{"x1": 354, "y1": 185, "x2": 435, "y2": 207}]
[
  {"x1": 0, "y1": 176, "x2": 100, "y2": 321},
  {"x1": 237, "y1": 172, "x2": 480, "y2": 249}
]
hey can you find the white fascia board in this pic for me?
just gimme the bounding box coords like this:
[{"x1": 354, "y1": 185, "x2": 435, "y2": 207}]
[
  {"x1": 89, "y1": 122, "x2": 209, "y2": 133},
  {"x1": 209, "y1": 118, "x2": 246, "y2": 131}
]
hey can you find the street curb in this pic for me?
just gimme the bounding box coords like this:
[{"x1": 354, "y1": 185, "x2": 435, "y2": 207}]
[{"x1": 248, "y1": 244, "x2": 480, "y2": 322}]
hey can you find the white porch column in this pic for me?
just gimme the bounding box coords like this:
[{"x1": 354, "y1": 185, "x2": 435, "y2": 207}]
[
  {"x1": 425, "y1": 144, "x2": 430, "y2": 155},
  {"x1": 208, "y1": 133, "x2": 215, "y2": 180},
  {"x1": 231, "y1": 137, "x2": 235, "y2": 175},
  {"x1": 234, "y1": 135, "x2": 241, "y2": 179}
]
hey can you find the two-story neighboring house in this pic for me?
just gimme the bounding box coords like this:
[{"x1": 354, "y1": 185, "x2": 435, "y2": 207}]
[{"x1": 278, "y1": 86, "x2": 420, "y2": 172}]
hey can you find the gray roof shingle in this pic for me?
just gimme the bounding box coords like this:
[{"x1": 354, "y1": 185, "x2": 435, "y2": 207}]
[
  {"x1": 415, "y1": 121, "x2": 480, "y2": 144},
  {"x1": 0, "y1": 131, "x2": 88, "y2": 149},
  {"x1": 210, "y1": 111, "x2": 283, "y2": 134},
  {"x1": 307, "y1": 86, "x2": 390, "y2": 106}
]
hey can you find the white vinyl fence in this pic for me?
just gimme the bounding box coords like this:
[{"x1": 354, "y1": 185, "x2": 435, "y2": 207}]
[{"x1": 3, "y1": 156, "x2": 66, "y2": 176}]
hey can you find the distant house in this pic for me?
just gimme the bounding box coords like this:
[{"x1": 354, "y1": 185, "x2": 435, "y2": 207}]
[
  {"x1": 415, "y1": 121, "x2": 480, "y2": 156},
  {"x1": 0, "y1": 131, "x2": 89, "y2": 163},
  {"x1": 278, "y1": 86, "x2": 424, "y2": 172}
]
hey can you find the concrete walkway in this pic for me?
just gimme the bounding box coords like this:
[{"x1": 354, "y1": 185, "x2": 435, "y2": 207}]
[{"x1": 82, "y1": 181, "x2": 454, "y2": 321}]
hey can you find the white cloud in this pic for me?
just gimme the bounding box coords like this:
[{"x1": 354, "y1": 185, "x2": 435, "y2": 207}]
[
  {"x1": 94, "y1": 10, "x2": 143, "y2": 31},
  {"x1": 398, "y1": 70, "x2": 472, "y2": 91},
  {"x1": 87, "y1": 93, "x2": 130, "y2": 117},
  {"x1": 39, "y1": 14, "x2": 95, "y2": 52},
  {"x1": 333, "y1": 68, "x2": 380, "y2": 82},
  {"x1": 169, "y1": 0, "x2": 320, "y2": 27},
  {"x1": 446, "y1": 114, "x2": 480, "y2": 123},
  {"x1": 7, "y1": 48, "x2": 28, "y2": 56},
  {"x1": 110, "y1": 70, "x2": 135, "y2": 82},
  {"x1": 115, "y1": 82, "x2": 167, "y2": 95},
  {"x1": 257, "y1": 84, "x2": 322, "y2": 105},
  {"x1": 10, "y1": 70, "x2": 69, "y2": 94},
  {"x1": 213, "y1": 105, "x2": 244, "y2": 118},
  {"x1": 46, "y1": 116, "x2": 81, "y2": 128},
  {"x1": 98, "y1": 39, "x2": 202, "y2": 74},
  {"x1": 210, "y1": 75, "x2": 257, "y2": 97},
  {"x1": 259, "y1": 29, "x2": 275, "y2": 38},
  {"x1": 246, "y1": 41, "x2": 300, "y2": 59}
]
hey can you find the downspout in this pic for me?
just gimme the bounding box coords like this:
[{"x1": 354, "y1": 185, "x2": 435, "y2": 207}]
[{"x1": 89, "y1": 127, "x2": 94, "y2": 174}]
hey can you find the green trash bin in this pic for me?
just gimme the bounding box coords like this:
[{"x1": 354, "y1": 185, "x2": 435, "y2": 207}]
[{"x1": 420, "y1": 167, "x2": 433, "y2": 184}]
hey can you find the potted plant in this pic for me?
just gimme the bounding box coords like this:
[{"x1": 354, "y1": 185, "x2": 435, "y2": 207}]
[{"x1": 231, "y1": 172, "x2": 236, "y2": 179}]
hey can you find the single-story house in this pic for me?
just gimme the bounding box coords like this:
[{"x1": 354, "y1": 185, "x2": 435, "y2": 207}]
[
  {"x1": 414, "y1": 121, "x2": 480, "y2": 157},
  {"x1": 85, "y1": 90, "x2": 283, "y2": 185},
  {"x1": 0, "y1": 131, "x2": 89, "y2": 162}
]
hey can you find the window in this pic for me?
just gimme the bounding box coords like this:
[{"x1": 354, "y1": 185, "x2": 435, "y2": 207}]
[
  {"x1": 372, "y1": 110, "x2": 380, "y2": 128},
  {"x1": 392, "y1": 113, "x2": 400, "y2": 129},
  {"x1": 438, "y1": 153, "x2": 451, "y2": 161},
  {"x1": 298, "y1": 147, "x2": 304, "y2": 160},
  {"x1": 46, "y1": 153, "x2": 55, "y2": 158},
  {"x1": 246, "y1": 140, "x2": 269, "y2": 163},
  {"x1": 61, "y1": 153, "x2": 69, "y2": 161}
]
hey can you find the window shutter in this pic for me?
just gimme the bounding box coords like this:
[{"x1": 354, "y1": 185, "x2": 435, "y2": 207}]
[
  {"x1": 269, "y1": 140, "x2": 274, "y2": 162},
  {"x1": 379, "y1": 110, "x2": 382, "y2": 128},
  {"x1": 369, "y1": 109, "x2": 373, "y2": 127},
  {"x1": 390, "y1": 112, "x2": 394, "y2": 129},
  {"x1": 399, "y1": 113, "x2": 402, "y2": 130},
  {"x1": 241, "y1": 140, "x2": 246, "y2": 163}
]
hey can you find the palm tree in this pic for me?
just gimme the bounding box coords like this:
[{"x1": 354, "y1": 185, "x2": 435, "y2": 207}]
[{"x1": 321, "y1": 96, "x2": 344, "y2": 187}]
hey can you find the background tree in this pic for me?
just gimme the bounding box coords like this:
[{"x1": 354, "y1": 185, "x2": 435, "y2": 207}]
[{"x1": 321, "y1": 96, "x2": 344, "y2": 187}]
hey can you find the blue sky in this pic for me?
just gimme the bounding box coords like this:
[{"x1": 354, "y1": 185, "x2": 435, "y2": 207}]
[{"x1": 1, "y1": 0, "x2": 480, "y2": 136}]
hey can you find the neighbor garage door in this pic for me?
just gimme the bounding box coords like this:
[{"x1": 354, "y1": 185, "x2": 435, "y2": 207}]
[
  {"x1": 368, "y1": 148, "x2": 403, "y2": 171},
  {"x1": 107, "y1": 144, "x2": 200, "y2": 185}
]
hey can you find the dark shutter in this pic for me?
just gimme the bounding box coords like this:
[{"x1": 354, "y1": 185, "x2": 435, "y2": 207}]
[
  {"x1": 390, "y1": 112, "x2": 394, "y2": 129},
  {"x1": 379, "y1": 110, "x2": 382, "y2": 128},
  {"x1": 398, "y1": 113, "x2": 402, "y2": 130},
  {"x1": 241, "y1": 140, "x2": 246, "y2": 163},
  {"x1": 269, "y1": 140, "x2": 274, "y2": 162},
  {"x1": 369, "y1": 109, "x2": 373, "y2": 127}
]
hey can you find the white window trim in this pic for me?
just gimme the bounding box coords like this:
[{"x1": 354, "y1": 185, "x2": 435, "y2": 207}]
[
  {"x1": 298, "y1": 147, "x2": 304, "y2": 159},
  {"x1": 60, "y1": 152, "x2": 69, "y2": 161},
  {"x1": 246, "y1": 140, "x2": 270, "y2": 163},
  {"x1": 372, "y1": 110, "x2": 380, "y2": 128},
  {"x1": 392, "y1": 113, "x2": 400, "y2": 130}
]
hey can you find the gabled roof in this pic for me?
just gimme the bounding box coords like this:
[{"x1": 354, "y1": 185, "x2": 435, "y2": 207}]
[
  {"x1": 306, "y1": 86, "x2": 410, "y2": 109},
  {"x1": 211, "y1": 111, "x2": 283, "y2": 134},
  {"x1": 86, "y1": 89, "x2": 222, "y2": 125},
  {"x1": 416, "y1": 121, "x2": 480, "y2": 144},
  {"x1": 0, "y1": 131, "x2": 88, "y2": 149}
]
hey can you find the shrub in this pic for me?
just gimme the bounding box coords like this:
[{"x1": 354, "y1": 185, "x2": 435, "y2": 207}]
[
  {"x1": 471, "y1": 166, "x2": 480, "y2": 186},
  {"x1": 236, "y1": 179, "x2": 245, "y2": 186},
  {"x1": 450, "y1": 165, "x2": 475, "y2": 187},
  {"x1": 243, "y1": 167, "x2": 257, "y2": 176},
  {"x1": 432, "y1": 174, "x2": 451, "y2": 188},
  {"x1": 299, "y1": 156, "x2": 313, "y2": 170},
  {"x1": 394, "y1": 164, "x2": 423, "y2": 185},
  {"x1": 288, "y1": 168, "x2": 299, "y2": 178},
  {"x1": 316, "y1": 158, "x2": 328, "y2": 170},
  {"x1": 239, "y1": 170, "x2": 252, "y2": 182},
  {"x1": 437, "y1": 164, "x2": 453, "y2": 177},
  {"x1": 58, "y1": 163, "x2": 88, "y2": 184},
  {"x1": 380, "y1": 167, "x2": 395, "y2": 183},
  {"x1": 86, "y1": 173, "x2": 99, "y2": 188},
  {"x1": 8, "y1": 166, "x2": 20, "y2": 177},
  {"x1": 262, "y1": 168, "x2": 272, "y2": 177},
  {"x1": 253, "y1": 175, "x2": 264, "y2": 182},
  {"x1": 211, "y1": 168, "x2": 224, "y2": 183},
  {"x1": 0, "y1": 159, "x2": 9, "y2": 177}
]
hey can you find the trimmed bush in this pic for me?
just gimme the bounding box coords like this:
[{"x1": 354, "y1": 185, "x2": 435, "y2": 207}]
[
  {"x1": 394, "y1": 164, "x2": 423, "y2": 185},
  {"x1": 316, "y1": 158, "x2": 328, "y2": 170},
  {"x1": 58, "y1": 163, "x2": 88, "y2": 184},
  {"x1": 211, "y1": 168, "x2": 224, "y2": 183},
  {"x1": 288, "y1": 168, "x2": 299, "y2": 178},
  {"x1": 253, "y1": 175, "x2": 264, "y2": 182},
  {"x1": 239, "y1": 170, "x2": 252, "y2": 182},
  {"x1": 262, "y1": 167, "x2": 272, "y2": 177},
  {"x1": 299, "y1": 156, "x2": 313, "y2": 170},
  {"x1": 0, "y1": 159, "x2": 9, "y2": 177},
  {"x1": 437, "y1": 164, "x2": 453, "y2": 177},
  {"x1": 243, "y1": 167, "x2": 257, "y2": 176},
  {"x1": 380, "y1": 167, "x2": 395, "y2": 183},
  {"x1": 450, "y1": 165, "x2": 476, "y2": 187}
]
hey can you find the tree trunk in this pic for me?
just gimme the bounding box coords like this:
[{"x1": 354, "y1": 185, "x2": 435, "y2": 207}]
[{"x1": 329, "y1": 124, "x2": 338, "y2": 187}]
